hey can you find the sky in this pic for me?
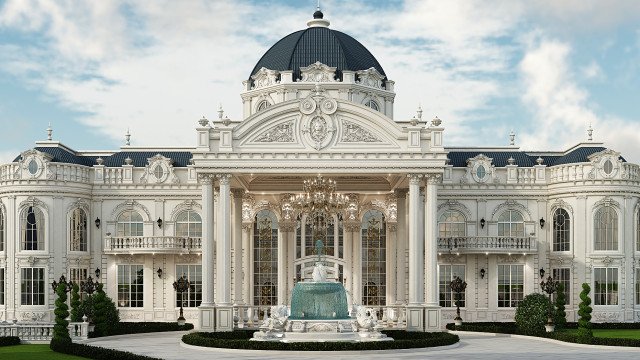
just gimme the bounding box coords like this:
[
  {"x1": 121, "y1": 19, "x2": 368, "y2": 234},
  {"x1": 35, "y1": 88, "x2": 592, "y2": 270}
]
[{"x1": 0, "y1": 0, "x2": 639, "y2": 163}]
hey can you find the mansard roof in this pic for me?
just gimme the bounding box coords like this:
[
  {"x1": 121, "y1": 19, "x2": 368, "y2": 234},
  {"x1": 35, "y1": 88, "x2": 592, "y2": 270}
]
[
  {"x1": 446, "y1": 146, "x2": 618, "y2": 167},
  {"x1": 14, "y1": 147, "x2": 193, "y2": 168}
]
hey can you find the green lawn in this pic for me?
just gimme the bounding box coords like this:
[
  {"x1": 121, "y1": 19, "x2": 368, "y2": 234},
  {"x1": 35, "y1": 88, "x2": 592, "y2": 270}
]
[
  {"x1": 565, "y1": 329, "x2": 640, "y2": 340},
  {"x1": 0, "y1": 344, "x2": 88, "y2": 359}
]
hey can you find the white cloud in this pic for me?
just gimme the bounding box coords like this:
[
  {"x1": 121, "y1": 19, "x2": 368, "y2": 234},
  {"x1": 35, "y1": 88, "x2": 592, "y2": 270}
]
[
  {"x1": 581, "y1": 61, "x2": 603, "y2": 80},
  {"x1": 518, "y1": 35, "x2": 640, "y2": 163}
]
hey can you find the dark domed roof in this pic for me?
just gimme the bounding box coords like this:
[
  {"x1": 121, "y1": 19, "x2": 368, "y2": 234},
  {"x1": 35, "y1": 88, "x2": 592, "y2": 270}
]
[{"x1": 249, "y1": 26, "x2": 386, "y2": 82}]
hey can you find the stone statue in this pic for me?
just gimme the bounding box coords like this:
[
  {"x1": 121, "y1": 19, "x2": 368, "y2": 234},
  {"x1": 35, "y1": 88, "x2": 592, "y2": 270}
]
[
  {"x1": 353, "y1": 305, "x2": 376, "y2": 332},
  {"x1": 259, "y1": 305, "x2": 289, "y2": 332},
  {"x1": 312, "y1": 239, "x2": 328, "y2": 282}
]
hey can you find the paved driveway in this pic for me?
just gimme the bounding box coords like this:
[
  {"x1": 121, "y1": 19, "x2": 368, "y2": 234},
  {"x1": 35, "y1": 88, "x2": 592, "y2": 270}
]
[{"x1": 85, "y1": 331, "x2": 640, "y2": 360}]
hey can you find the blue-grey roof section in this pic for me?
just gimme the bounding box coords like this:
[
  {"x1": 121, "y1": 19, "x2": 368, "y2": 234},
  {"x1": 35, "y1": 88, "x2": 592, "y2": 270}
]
[
  {"x1": 249, "y1": 27, "x2": 386, "y2": 82},
  {"x1": 14, "y1": 147, "x2": 193, "y2": 168},
  {"x1": 447, "y1": 147, "x2": 622, "y2": 167}
]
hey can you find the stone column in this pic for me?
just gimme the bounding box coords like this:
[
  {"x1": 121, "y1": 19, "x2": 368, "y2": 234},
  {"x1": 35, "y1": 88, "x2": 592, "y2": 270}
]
[
  {"x1": 406, "y1": 174, "x2": 425, "y2": 331},
  {"x1": 343, "y1": 221, "x2": 353, "y2": 306},
  {"x1": 348, "y1": 221, "x2": 362, "y2": 305},
  {"x1": 242, "y1": 222, "x2": 252, "y2": 305},
  {"x1": 386, "y1": 222, "x2": 397, "y2": 305},
  {"x1": 424, "y1": 174, "x2": 442, "y2": 332},
  {"x1": 395, "y1": 189, "x2": 407, "y2": 304},
  {"x1": 215, "y1": 174, "x2": 233, "y2": 331},
  {"x1": 197, "y1": 174, "x2": 216, "y2": 331},
  {"x1": 232, "y1": 189, "x2": 244, "y2": 305},
  {"x1": 277, "y1": 221, "x2": 294, "y2": 305}
]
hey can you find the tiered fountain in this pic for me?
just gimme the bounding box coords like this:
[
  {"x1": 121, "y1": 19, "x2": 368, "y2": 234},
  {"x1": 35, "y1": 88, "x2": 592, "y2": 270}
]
[{"x1": 252, "y1": 177, "x2": 391, "y2": 342}]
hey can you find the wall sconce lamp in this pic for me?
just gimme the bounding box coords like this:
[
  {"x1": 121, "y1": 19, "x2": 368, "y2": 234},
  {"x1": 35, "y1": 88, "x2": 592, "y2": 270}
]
[
  {"x1": 480, "y1": 218, "x2": 486, "y2": 229},
  {"x1": 95, "y1": 217, "x2": 101, "y2": 228},
  {"x1": 157, "y1": 217, "x2": 163, "y2": 228},
  {"x1": 539, "y1": 267, "x2": 545, "y2": 278},
  {"x1": 157, "y1": 268, "x2": 163, "y2": 278},
  {"x1": 539, "y1": 217, "x2": 546, "y2": 229},
  {"x1": 95, "y1": 267, "x2": 101, "y2": 279},
  {"x1": 480, "y1": 268, "x2": 486, "y2": 279}
]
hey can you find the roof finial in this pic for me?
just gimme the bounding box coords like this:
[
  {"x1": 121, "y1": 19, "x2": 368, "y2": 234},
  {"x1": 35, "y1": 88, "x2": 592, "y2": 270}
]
[
  {"x1": 46, "y1": 122, "x2": 53, "y2": 141},
  {"x1": 587, "y1": 123, "x2": 593, "y2": 141},
  {"x1": 509, "y1": 130, "x2": 516, "y2": 146},
  {"x1": 218, "y1": 103, "x2": 224, "y2": 120},
  {"x1": 416, "y1": 104, "x2": 423, "y2": 121},
  {"x1": 125, "y1": 128, "x2": 131, "y2": 146},
  {"x1": 308, "y1": 2, "x2": 329, "y2": 27}
]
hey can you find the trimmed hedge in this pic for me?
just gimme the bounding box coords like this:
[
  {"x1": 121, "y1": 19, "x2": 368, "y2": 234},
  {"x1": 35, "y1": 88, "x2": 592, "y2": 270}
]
[
  {"x1": 50, "y1": 338, "x2": 163, "y2": 360},
  {"x1": 0, "y1": 336, "x2": 21, "y2": 347},
  {"x1": 446, "y1": 322, "x2": 640, "y2": 347},
  {"x1": 89, "y1": 322, "x2": 194, "y2": 338},
  {"x1": 181, "y1": 330, "x2": 459, "y2": 351}
]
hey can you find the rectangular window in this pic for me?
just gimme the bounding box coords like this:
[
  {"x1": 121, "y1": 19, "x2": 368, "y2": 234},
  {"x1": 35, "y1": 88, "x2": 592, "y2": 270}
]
[
  {"x1": 636, "y1": 268, "x2": 640, "y2": 305},
  {"x1": 552, "y1": 268, "x2": 571, "y2": 305},
  {"x1": 439, "y1": 265, "x2": 465, "y2": 307},
  {"x1": 117, "y1": 265, "x2": 144, "y2": 308},
  {"x1": 594, "y1": 267, "x2": 618, "y2": 306},
  {"x1": 69, "y1": 268, "x2": 88, "y2": 300},
  {"x1": 21, "y1": 267, "x2": 45, "y2": 305},
  {"x1": 498, "y1": 264, "x2": 524, "y2": 308},
  {"x1": 175, "y1": 265, "x2": 202, "y2": 308},
  {"x1": 0, "y1": 268, "x2": 4, "y2": 305}
]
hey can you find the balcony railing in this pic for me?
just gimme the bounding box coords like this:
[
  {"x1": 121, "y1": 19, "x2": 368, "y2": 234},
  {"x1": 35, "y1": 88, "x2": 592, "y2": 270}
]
[
  {"x1": 104, "y1": 236, "x2": 202, "y2": 254},
  {"x1": 438, "y1": 236, "x2": 537, "y2": 254}
]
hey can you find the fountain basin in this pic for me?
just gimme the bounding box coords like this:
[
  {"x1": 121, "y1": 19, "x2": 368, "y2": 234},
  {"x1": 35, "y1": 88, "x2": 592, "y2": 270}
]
[{"x1": 289, "y1": 282, "x2": 349, "y2": 320}]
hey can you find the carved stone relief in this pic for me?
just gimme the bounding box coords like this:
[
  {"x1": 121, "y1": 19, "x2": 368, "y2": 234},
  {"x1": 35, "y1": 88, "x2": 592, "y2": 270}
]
[
  {"x1": 254, "y1": 121, "x2": 294, "y2": 143},
  {"x1": 340, "y1": 120, "x2": 382, "y2": 142},
  {"x1": 299, "y1": 62, "x2": 337, "y2": 82},
  {"x1": 251, "y1": 67, "x2": 279, "y2": 89},
  {"x1": 140, "y1": 154, "x2": 179, "y2": 184},
  {"x1": 356, "y1": 67, "x2": 386, "y2": 89}
]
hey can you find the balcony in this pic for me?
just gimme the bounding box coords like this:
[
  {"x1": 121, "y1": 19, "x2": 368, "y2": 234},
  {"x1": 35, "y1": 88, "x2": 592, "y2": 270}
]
[
  {"x1": 104, "y1": 236, "x2": 202, "y2": 254},
  {"x1": 437, "y1": 236, "x2": 537, "y2": 254}
]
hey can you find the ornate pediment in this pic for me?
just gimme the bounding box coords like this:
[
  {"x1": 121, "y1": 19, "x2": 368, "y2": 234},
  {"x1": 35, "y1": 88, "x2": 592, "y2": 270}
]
[
  {"x1": 588, "y1": 149, "x2": 622, "y2": 179},
  {"x1": 299, "y1": 62, "x2": 337, "y2": 82},
  {"x1": 463, "y1": 154, "x2": 496, "y2": 184},
  {"x1": 18, "y1": 149, "x2": 54, "y2": 180},
  {"x1": 356, "y1": 67, "x2": 385, "y2": 89},
  {"x1": 587, "y1": 148, "x2": 621, "y2": 163},
  {"x1": 251, "y1": 67, "x2": 279, "y2": 89}
]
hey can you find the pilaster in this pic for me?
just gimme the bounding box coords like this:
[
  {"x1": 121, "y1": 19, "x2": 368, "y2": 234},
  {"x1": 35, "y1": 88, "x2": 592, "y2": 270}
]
[
  {"x1": 231, "y1": 189, "x2": 244, "y2": 305},
  {"x1": 197, "y1": 173, "x2": 215, "y2": 331}
]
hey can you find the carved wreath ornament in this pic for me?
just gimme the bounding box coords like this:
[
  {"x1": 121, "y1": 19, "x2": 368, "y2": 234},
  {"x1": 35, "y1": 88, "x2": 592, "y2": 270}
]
[{"x1": 300, "y1": 84, "x2": 338, "y2": 150}]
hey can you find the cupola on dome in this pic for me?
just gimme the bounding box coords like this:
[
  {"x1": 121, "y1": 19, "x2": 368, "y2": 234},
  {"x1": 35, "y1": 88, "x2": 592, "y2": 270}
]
[{"x1": 248, "y1": 11, "x2": 386, "y2": 83}]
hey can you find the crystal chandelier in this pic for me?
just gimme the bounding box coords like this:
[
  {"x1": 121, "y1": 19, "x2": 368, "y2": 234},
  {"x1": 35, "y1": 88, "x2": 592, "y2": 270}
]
[{"x1": 291, "y1": 175, "x2": 349, "y2": 215}]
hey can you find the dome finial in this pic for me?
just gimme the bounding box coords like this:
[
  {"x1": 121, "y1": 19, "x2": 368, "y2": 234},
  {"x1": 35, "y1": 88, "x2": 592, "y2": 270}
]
[{"x1": 308, "y1": 1, "x2": 329, "y2": 27}]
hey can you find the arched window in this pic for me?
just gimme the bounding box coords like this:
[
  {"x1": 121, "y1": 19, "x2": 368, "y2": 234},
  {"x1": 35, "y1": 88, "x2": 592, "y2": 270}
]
[
  {"x1": 116, "y1": 210, "x2": 144, "y2": 237},
  {"x1": 552, "y1": 208, "x2": 570, "y2": 252},
  {"x1": 0, "y1": 208, "x2": 4, "y2": 252},
  {"x1": 594, "y1": 206, "x2": 618, "y2": 251},
  {"x1": 305, "y1": 212, "x2": 335, "y2": 257},
  {"x1": 365, "y1": 100, "x2": 379, "y2": 111},
  {"x1": 257, "y1": 100, "x2": 270, "y2": 112},
  {"x1": 438, "y1": 210, "x2": 466, "y2": 238},
  {"x1": 21, "y1": 206, "x2": 45, "y2": 250},
  {"x1": 69, "y1": 208, "x2": 88, "y2": 252},
  {"x1": 175, "y1": 210, "x2": 202, "y2": 237},
  {"x1": 253, "y1": 210, "x2": 278, "y2": 306},
  {"x1": 497, "y1": 210, "x2": 524, "y2": 237},
  {"x1": 361, "y1": 210, "x2": 386, "y2": 306}
]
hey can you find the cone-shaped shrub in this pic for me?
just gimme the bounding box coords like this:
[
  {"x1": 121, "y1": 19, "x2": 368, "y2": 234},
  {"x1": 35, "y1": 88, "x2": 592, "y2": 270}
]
[
  {"x1": 92, "y1": 283, "x2": 120, "y2": 337},
  {"x1": 554, "y1": 283, "x2": 567, "y2": 330},
  {"x1": 69, "y1": 283, "x2": 82, "y2": 322},
  {"x1": 577, "y1": 283, "x2": 593, "y2": 343},
  {"x1": 53, "y1": 283, "x2": 71, "y2": 343}
]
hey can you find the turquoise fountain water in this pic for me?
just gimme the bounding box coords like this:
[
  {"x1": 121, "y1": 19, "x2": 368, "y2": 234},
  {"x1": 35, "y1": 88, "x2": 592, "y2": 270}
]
[{"x1": 289, "y1": 240, "x2": 349, "y2": 320}]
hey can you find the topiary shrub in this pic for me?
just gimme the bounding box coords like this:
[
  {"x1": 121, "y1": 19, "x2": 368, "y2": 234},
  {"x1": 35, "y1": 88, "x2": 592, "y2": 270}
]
[
  {"x1": 515, "y1": 293, "x2": 550, "y2": 335},
  {"x1": 69, "y1": 283, "x2": 82, "y2": 322},
  {"x1": 91, "y1": 283, "x2": 120, "y2": 337},
  {"x1": 577, "y1": 283, "x2": 593, "y2": 343},
  {"x1": 554, "y1": 283, "x2": 567, "y2": 330},
  {"x1": 53, "y1": 283, "x2": 71, "y2": 343}
]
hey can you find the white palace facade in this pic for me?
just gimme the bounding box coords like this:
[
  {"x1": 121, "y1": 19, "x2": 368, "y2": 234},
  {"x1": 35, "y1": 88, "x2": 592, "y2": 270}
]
[{"x1": 1, "y1": 11, "x2": 639, "y2": 332}]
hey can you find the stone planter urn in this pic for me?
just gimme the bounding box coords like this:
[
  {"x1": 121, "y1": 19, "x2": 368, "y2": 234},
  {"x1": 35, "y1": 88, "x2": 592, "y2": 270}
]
[
  {"x1": 545, "y1": 322, "x2": 555, "y2": 333},
  {"x1": 454, "y1": 319, "x2": 463, "y2": 326}
]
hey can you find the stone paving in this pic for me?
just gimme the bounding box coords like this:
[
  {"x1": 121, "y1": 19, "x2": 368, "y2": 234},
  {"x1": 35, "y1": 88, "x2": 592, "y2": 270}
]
[{"x1": 85, "y1": 331, "x2": 640, "y2": 360}]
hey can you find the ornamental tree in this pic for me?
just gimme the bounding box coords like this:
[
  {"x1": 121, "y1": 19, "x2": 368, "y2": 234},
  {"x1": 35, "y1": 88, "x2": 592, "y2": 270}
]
[
  {"x1": 577, "y1": 283, "x2": 593, "y2": 343},
  {"x1": 53, "y1": 283, "x2": 71, "y2": 343},
  {"x1": 69, "y1": 283, "x2": 82, "y2": 322},
  {"x1": 554, "y1": 283, "x2": 567, "y2": 330}
]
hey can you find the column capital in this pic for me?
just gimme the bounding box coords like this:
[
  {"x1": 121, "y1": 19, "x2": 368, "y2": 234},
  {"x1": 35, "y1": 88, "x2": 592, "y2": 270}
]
[
  {"x1": 231, "y1": 188, "x2": 245, "y2": 198},
  {"x1": 217, "y1": 173, "x2": 231, "y2": 185},
  {"x1": 345, "y1": 221, "x2": 361, "y2": 232},
  {"x1": 242, "y1": 223, "x2": 253, "y2": 233},
  {"x1": 394, "y1": 189, "x2": 408, "y2": 198},
  {"x1": 278, "y1": 221, "x2": 296, "y2": 232},
  {"x1": 388, "y1": 222, "x2": 398, "y2": 233},
  {"x1": 197, "y1": 173, "x2": 216, "y2": 185},
  {"x1": 407, "y1": 174, "x2": 423, "y2": 185},
  {"x1": 424, "y1": 173, "x2": 442, "y2": 185}
]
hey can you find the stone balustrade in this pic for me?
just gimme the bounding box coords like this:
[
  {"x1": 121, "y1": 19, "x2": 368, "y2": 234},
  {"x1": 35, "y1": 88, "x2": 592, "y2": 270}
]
[
  {"x1": 438, "y1": 236, "x2": 537, "y2": 254},
  {"x1": 104, "y1": 236, "x2": 202, "y2": 254},
  {"x1": 0, "y1": 321, "x2": 54, "y2": 343}
]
